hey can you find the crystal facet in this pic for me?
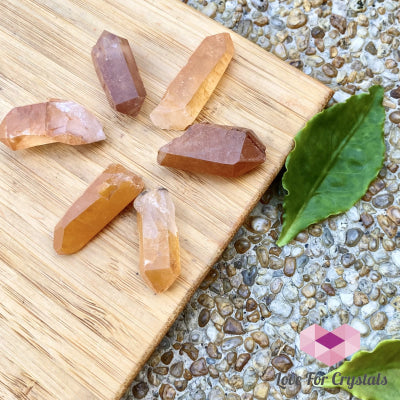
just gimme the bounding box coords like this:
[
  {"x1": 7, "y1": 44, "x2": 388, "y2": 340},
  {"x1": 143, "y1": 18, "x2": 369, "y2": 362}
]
[
  {"x1": 158, "y1": 123, "x2": 266, "y2": 177},
  {"x1": 54, "y1": 164, "x2": 144, "y2": 255},
  {"x1": 0, "y1": 100, "x2": 105, "y2": 150},
  {"x1": 134, "y1": 188, "x2": 180, "y2": 293},
  {"x1": 150, "y1": 33, "x2": 234, "y2": 130},
  {"x1": 92, "y1": 30, "x2": 147, "y2": 116}
]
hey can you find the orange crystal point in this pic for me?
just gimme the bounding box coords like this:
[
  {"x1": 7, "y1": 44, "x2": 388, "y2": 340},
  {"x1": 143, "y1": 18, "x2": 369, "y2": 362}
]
[
  {"x1": 0, "y1": 100, "x2": 105, "y2": 151},
  {"x1": 150, "y1": 33, "x2": 234, "y2": 130},
  {"x1": 92, "y1": 30, "x2": 147, "y2": 116},
  {"x1": 54, "y1": 164, "x2": 144, "y2": 255},
  {"x1": 133, "y1": 188, "x2": 181, "y2": 293},
  {"x1": 158, "y1": 123, "x2": 266, "y2": 177}
]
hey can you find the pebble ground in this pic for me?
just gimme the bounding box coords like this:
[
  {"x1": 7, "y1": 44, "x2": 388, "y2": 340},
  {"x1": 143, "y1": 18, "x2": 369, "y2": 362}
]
[{"x1": 123, "y1": 1, "x2": 400, "y2": 399}]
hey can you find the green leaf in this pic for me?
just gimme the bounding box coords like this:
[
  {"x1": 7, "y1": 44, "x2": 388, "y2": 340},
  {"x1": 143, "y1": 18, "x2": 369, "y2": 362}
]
[
  {"x1": 318, "y1": 339, "x2": 400, "y2": 400},
  {"x1": 277, "y1": 85, "x2": 385, "y2": 247}
]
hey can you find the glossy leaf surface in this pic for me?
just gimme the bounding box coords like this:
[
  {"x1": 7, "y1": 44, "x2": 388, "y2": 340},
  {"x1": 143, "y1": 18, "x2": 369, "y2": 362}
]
[
  {"x1": 277, "y1": 86, "x2": 385, "y2": 246},
  {"x1": 319, "y1": 339, "x2": 400, "y2": 400}
]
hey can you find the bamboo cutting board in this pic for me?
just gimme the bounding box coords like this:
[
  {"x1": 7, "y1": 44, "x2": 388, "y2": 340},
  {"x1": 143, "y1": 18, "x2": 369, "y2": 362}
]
[{"x1": 0, "y1": 1, "x2": 333, "y2": 399}]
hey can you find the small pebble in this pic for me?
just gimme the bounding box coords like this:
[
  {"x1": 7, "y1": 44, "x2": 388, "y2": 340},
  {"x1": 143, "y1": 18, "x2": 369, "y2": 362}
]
[
  {"x1": 321, "y1": 283, "x2": 335, "y2": 296},
  {"x1": 354, "y1": 291, "x2": 369, "y2": 306},
  {"x1": 370, "y1": 311, "x2": 388, "y2": 330},
  {"x1": 388, "y1": 206, "x2": 400, "y2": 225},
  {"x1": 174, "y1": 380, "x2": 187, "y2": 392},
  {"x1": 222, "y1": 336, "x2": 243, "y2": 351},
  {"x1": 243, "y1": 367, "x2": 258, "y2": 391},
  {"x1": 251, "y1": 331, "x2": 269, "y2": 347},
  {"x1": 170, "y1": 361, "x2": 184, "y2": 378},
  {"x1": 361, "y1": 212, "x2": 374, "y2": 228},
  {"x1": 190, "y1": 358, "x2": 208, "y2": 376},
  {"x1": 390, "y1": 87, "x2": 400, "y2": 99},
  {"x1": 271, "y1": 355, "x2": 293, "y2": 372},
  {"x1": 256, "y1": 246, "x2": 269, "y2": 267},
  {"x1": 153, "y1": 366, "x2": 168, "y2": 375},
  {"x1": 345, "y1": 228, "x2": 363, "y2": 246},
  {"x1": 341, "y1": 253, "x2": 355, "y2": 267},
  {"x1": 311, "y1": 26, "x2": 325, "y2": 38},
  {"x1": 351, "y1": 318, "x2": 370, "y2": 337},
  {"x1": 372, "y1": 193, "x2": 394, "y2": 209},
  {"x1": 391, "y1": 296, "x2": 400, "y2": 310},
  {"x1": 287, "y1": 9, "x2": 307, "y2": 29},
  {"x1": 254, "y1": 382, "x2": 270, "y2": 400},
  {"x1": 301, "y1": 283, "x2": 316, "y2": 298},
  {"x1": 235, "y1": 353, "x2": 251, "y2": 372},
  {"x1": 242, "y1": 266, "x2": 258, "y2": 286},
  {"x1": 251, "y1": 0, "x2": 269, "y2": 12},
  {"x1": 208, "y1": 387, "x2": 225, "y2": 400},
  {"x1": 261, "y1": 366, "x2": 275, "y2": 381},
  {"x1": 270, "y1": 16, "x2": 286, "y2": 31},
  {"x1": 365, "y1": 41, "x2": 378, "y2": 55},
  {"x1": 161, "y1": 351, "x2": 173, "y2": 365},
  {"x1": 198, "y1": 309, "x2": 210, "y2": 327},
  {"x1": 332, "y1": 56, "x2": 345, "y2": 68},
  {"x1": 235, "y1": 238, "x2": 251, "y2": 254},
  {"x1": 284, "y1": 257, "x2": 296, "y2": 276},
  {"x1": 377, "y1": 215, "x2": 398, "y2": 238},
  {"x1": 330, "y1": 14, "x2": 347, "y2": 34},
  {"x1": 244, "y1": 337, "x2": 255, "y2": 352},
  {"x1": 206, "y1": 344, "x2": 220, "y2": 359},
  {"x1": 180, "y1": 343, "x2": 199, "y2": 361},
  {"x1": 254, "y1": 16, "x2": 269, "y2": 27},
  {"x1": 215, "y1": 297, "x2": 234, "y2": 317},
  {"x1": 322, "y1": 63, "x2": 338, "y2": 77},
  {"x1": 132, "y1": 382, "x2": 149, "y2": 399},
  {"x1": 253, "y1": 348, "x2": 272, "y2": 374},
  {"x1": 159, "y1": 384, "x2": 176, "y2": 400},
  {"x1": 273, "y1": 43, "x2": 287, "y2": 60},
  {"x1": 197, "y1": 293, "x2": 214, "y2": 308},
  {"x1": 201, "y1": 2, "x2": 217, "y2": 18},
  {"x1": 224, "y1": 317, "x2": 245, "y2": 334},
  {"x1": 382, "y1": 283, "x2": 397, "y2": 297}
]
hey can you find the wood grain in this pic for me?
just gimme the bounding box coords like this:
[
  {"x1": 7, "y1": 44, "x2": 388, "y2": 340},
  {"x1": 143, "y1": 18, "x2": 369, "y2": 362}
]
[{"x1": 0, "y1": 1, "x2": 333, "y2": 399}]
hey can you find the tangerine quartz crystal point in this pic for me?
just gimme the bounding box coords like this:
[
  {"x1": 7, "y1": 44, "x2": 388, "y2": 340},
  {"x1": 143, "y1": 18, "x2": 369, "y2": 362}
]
[
  {"x1": 54, "y1": 164, "x2": 144, "y2": 255},
  {"x1": 157, "y1": 123, "x2": 266, "y2": 177},
  {"x1": 150, "y1": 33, "x2": 234, "y2": 130},
  {"x1": 0, "y1": 100, "x2": 105, "y2": 151},
  {"x1": 91, "y1": 30, "x2": 147, "y2": 116},
  {"x1": 133, "y1": 188, "x2": 181, "y2": 293}
]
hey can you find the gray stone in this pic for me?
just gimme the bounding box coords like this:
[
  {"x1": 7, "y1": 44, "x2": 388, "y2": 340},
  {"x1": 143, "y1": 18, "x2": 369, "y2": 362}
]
[
  {"x1": 208, "y1": 387, "x2": 225, "y2": 400},
  {"x1": 282, "y1": 282, "x2": 299, "y2": 302},
  {"x1": 222, "y1": 336, "x2": 243, "y2": 351},
  {"x1": 345, "y1": 229, "x2": 363, "y2": 246},
  {"x1": 361, "y1": 301, "x2": 379, "y2": 319},
  {"x1": 269, "y1": 297, "x2": 293, "y2": 318},
  {"x1": 370, "y1": 312, "x2": 388, "y2": 330},
  {"x1": 378, "y1": 263, "x2": 400, "y2": 277},
  {"x1": 251, "y1": 0, "x2": 268, "y2": 11},
  {"x1": 243, "y1": 367, "x2": 258, "y2": 391},
  {"x1": 351, "y1": 318, "x2": 370, "y2": 337},
  {"x1": 270, "y1": 16, "x2": 286, "y2": 30},
  {"x1": 387, "y1": 315, "x2": 400, "y2": 334},
  {"x1": 253, "y1": 349, "x2": 272, "y2": 374}
]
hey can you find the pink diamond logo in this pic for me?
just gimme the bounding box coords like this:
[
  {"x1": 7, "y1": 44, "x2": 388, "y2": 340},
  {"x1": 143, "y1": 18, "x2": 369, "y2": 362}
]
[{"x1": 300, "y1": 324, "x2": 360, "y2": 366}]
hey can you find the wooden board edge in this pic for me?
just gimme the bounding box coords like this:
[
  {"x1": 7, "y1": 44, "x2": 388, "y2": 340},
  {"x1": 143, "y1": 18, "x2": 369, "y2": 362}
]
[
  {"x1": 113, "y1": 81, "x2": 332, "y2": 399},
  {"x1": 154, "y1": 0, "x2": 335, "y2": 106}
]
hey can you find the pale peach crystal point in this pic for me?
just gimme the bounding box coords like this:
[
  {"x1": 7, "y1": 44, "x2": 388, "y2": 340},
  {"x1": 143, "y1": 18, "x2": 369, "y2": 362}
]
[
  {"x1": 150, "y1": 33, "x2": 234, "y2": 130},
  {"x1": 134, "y1": 188, "x2": 181, "y2": 293},
  {"x1": 0, "y1": 99, "x2": 105, "y2": 150}
]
